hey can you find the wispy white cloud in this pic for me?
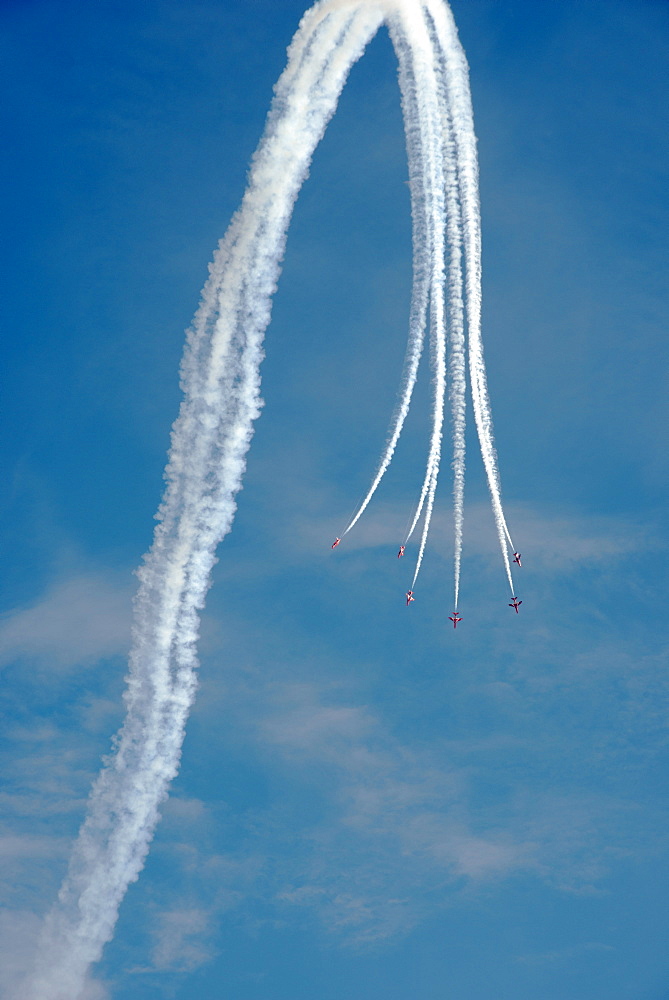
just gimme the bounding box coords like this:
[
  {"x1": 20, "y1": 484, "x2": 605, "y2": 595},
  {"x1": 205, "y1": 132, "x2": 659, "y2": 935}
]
[
  {"x1": 516, "y1": 941, "x2": 615, "y2": 966},
  {"x1": 149, "y1": 907, "x2": 216, "y2": 973},
  {"x1": 0, "y1": 910, "x2": 110, "y2": 1000},
  {"x1": 0, "y1": 573, "x2": 131, "y2": 672},
  {"x1": 0, "y1": 911, "x2": 47, "y2": 1000},
  {"x1": 0, "y1": 833, "x2": 68, "y2": 863},
  {"x1": 294, "y1": 500, "x2": 655, "y2": 570},
  {"x1": 0, "y1": 577, "x2": 135, "y2": 928},
  {"x1": 466, "y1": 502, "x2": 657, "y2": 569},
  {"x1": 192, "y1": 668, "x2": 663, "y2": 947},
  {"x1": 245, "y1": 681, "x2": 536, "y2": 941},
  {"x1": 260, "y1": 688, "x2": 375, "y2": 754}
]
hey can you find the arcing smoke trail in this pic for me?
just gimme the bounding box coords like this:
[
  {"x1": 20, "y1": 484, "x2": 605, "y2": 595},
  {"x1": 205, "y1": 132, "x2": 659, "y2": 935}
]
[
  {"x1": 342, "y1": 4, "x2": 440, "y2": 542},
  {"x1": 342, "y1": 126, "x2": 429, "y2": 536},
  {"x1": 388, "y1": 5, "x2": 448, "y2": 593},
  {"x1": 390, "y1": 3, "x2": 468, "y2": 605},
  {"x1": 22, "y1": 5, "x2": 384, "y2": 998},
  {"x1": 424, "y1": 0, "x2": 516, "y2": 593},
  {"x1": 434, "y1": 42, "x2": 467, "y2": 611},
  {"x1": 23, "y1": 2, "x2": 515, "y2": 997},
  {"x1": 339, "y1": 1, "x2": 514, "y2": 609}
]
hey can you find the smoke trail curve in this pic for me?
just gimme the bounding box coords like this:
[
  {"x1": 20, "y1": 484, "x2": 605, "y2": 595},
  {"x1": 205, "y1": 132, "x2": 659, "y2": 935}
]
[
  {"x1": 426, "y1": 0, "x2": 516, "y2": 593},
  {"x1": 22, "y1": 5, "x2": 384, "y2": 998},
  {"x1": 388, "y1": 5, "x2": 449, "y2": 594},
  {"x1": 22, "y1": 2, "x2": 518, "y2": 997},
  {"x1": 341, "y1": 9, "x2": 433, "y2": 539}
]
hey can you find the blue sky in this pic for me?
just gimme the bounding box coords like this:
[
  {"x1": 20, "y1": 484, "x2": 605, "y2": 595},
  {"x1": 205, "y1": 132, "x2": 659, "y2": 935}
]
[{"x1": 1, "y1": 1, "x2": 669, "y2": 997}]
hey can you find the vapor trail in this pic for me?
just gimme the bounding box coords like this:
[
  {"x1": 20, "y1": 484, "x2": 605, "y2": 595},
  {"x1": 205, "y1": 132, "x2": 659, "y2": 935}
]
[
  {"x1": 425, "y1": 0, "x2": 516, "y2": 593},
  {"x1": 435, "y1": 51, "x2": 467, "y2": 611},
  {"x1": 388, "y1": 5, "x2": 448, "y2": 590},
  {"x1": 341, "y1": 0, "x2": 517, "y2": 603},
  {"x1": 22, "y1": 5, "x2": 384, "y2": 998},
  {"x1": 24, "y1": 2, "x2": 517, "y2": 996},
  {"x1": 345, "y1": 2, "x2": 453, "y2": 557},
  {"x1": 342, "y1": 178, "x2": 429, "y2": 535},
  {"x1": 404, "y1": 98, "x2": 466, "y2": 607},
  {"x1": 389, "y1": 4, "x2": 462, "y2": 603}
]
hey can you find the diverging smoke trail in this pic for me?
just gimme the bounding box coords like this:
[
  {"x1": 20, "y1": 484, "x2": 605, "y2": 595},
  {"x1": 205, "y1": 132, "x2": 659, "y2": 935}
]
[
  {"x1": 23, "y1": 2, "x2": 517, "y2": 996},
  {"x1": 22, "y1": 5, "x2": 385, "y2": 999},
  {"x1": 342, "y1": 118, "x2": 429, "y2": 535},
  {"x1": 387, "y1": 6, "x2": 449, "y2": 599},
  {"x1": 344, "y1": 0, "x2": 516, "y2": 603},
  {"x1": 388, "y1": 5, "x2": 465, "y2": 608},
  {"x1": 434, "y1": 43, "x2": 467, "y2": 611},
  {"x1": 425, "y1": 0, "x2": 516, "y2": 593},
  {"x1": 341, "y1": 1, "x2": 509, "y2": 611},
  {"x1": 343, "y1": 5, "x2": 435, "y2": 540}
]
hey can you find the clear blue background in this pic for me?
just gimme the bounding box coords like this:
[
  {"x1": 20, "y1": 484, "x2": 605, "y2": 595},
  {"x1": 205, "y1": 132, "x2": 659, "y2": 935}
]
[{"x1": 1, "y1": 1, "x2": 668, "y2": 998}]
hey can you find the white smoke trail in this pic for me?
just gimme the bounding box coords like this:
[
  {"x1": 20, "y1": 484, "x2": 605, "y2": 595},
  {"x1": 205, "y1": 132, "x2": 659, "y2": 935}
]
[
  {"x1": 341, "y1": 244, "x2": 428, "y2": 539},
  {"x1": 23, "y1": 3, "x2": 517, "y2": 997},
  {"x1": 425, "y1": 0, "x2": 516, "y2": 593},
  {"x1": 345, "y1": 1, "x2": 452, "y2": 556},
  {"x1": 389, "y1": 9, "x2": 446, "y2": 560},
  {"x1": 342, "y1": 10, "x2": 433, "y2": 539},
  {"x1": 433, "y1": 40, "x2": 467, "y2": 611},
  {"x1": 396, "y1": 12, "x2": 467, "y2": 605},
  {"x1": 345, "y1": 0, "x2": 516, "y2": 603},
  {"x1": 387, "y1": 5, "x2": 449, "y2": 596},
  {"x1": 21, "y1": 6, "x2": 385, "y2": 999},
  {"x1": 352, "y1": 8, "x2": 465, "y2": 613}
]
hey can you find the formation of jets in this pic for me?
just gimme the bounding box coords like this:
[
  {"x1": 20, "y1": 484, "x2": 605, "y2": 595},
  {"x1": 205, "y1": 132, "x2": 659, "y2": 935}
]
[{"x1": 330, "y1": 538, "x2": 524, "y2": 625}]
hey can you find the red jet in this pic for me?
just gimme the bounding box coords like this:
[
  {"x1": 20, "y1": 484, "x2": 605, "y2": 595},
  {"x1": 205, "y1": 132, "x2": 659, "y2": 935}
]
[
  {"x1": 509, "y1": 597, "x2": 522, "y2": 613},
  {"x1": 331, "y1": 537, "x2": 341, "y2": 549},
  {"x1": 406, "y1": 590, "x2": 415, "y2": 606},
  {"x1": 513, "y1": 552, "x2": 522, "y2": 567},
  {"x1": 398, "y1": 545, "x2": 405, "y2": 558},
  {"x1": 448, "y1": 613, "x2": 463, "y2": 629}
]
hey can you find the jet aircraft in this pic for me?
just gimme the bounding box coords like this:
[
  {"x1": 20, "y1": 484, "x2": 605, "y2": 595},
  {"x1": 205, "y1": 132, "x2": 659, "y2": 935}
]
[
  {"x1": 509, "y1": 597, "x2": 522, "y2": 613},
  {"x1": 406, "y1": 590, "x2": 415, "y2": 606},
  {"x1": 513, "y1": 552, "x2": 522, "y2": 566},
  {"x1": 331, "y1": 538, "x2": 341, "y2": 549},
  {"x1": 397, "y1": 545, "x2": 405, "y2": 558},
  {"x1": 448, "y1": 612, "x2": 463, "y2": 629}
]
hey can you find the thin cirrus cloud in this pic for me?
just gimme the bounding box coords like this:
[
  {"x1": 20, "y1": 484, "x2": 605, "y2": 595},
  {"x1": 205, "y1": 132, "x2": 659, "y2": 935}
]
[
  {"x1": 185, "y1": 667, "x2": 654, "y2": 947},
  {"x1": 149, "y1": 908, "x2": 216, "y2": 973},
  {"x1": 0, "y1": 573, "x2": 132, "y2": 672},
  {"x1": 266, "y1": 489, "x2": 652, "y2": 572},
  {"x1": 235, "y1": 682, "x2": 534, "y2": 939}
]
